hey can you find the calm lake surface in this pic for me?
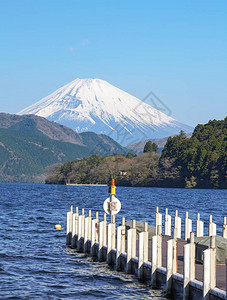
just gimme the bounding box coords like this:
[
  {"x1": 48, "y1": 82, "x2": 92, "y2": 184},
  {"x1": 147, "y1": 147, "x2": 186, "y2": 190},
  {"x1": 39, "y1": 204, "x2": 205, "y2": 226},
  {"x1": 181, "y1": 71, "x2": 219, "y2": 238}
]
[{"x1": 0, "y1": 183, "x2": 226, "y2": 299}]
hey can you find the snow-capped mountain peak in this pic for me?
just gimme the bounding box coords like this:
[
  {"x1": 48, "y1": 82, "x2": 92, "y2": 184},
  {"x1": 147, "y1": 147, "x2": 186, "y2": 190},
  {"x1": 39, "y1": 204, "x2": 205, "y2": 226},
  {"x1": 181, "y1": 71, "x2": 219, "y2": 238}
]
[{"x1": 18, "y1": 78, "x2": 193, "y2": 146}]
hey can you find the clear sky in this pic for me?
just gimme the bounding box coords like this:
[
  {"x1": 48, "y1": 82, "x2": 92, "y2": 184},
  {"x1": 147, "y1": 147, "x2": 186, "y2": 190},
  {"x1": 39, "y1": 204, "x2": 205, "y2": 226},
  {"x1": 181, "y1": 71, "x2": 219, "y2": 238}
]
[{"x1": 0, "y1": 0, "x2": 226, "y2": 127}]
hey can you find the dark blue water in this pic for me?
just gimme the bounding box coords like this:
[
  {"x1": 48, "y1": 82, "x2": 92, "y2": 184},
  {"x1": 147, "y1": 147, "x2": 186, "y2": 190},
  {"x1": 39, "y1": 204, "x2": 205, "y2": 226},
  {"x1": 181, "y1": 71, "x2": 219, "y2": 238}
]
[{"x1": 0, "y1": 183, "x2": 226, "y2": 299}]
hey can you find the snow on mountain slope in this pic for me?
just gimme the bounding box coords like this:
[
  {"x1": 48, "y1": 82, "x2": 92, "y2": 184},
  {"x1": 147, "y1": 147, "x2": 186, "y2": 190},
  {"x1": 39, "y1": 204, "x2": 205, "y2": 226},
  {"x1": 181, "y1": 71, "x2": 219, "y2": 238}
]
[{"x1": 18, "y1": 78, "x2": 193, "y2": 146}]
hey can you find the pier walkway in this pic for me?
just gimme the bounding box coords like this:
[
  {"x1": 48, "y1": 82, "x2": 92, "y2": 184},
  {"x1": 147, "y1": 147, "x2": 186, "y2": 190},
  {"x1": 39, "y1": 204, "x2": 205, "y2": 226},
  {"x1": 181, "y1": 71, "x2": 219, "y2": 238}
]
[{"x1": 66, "y1": 205, "x2": 227, "y2": 300}]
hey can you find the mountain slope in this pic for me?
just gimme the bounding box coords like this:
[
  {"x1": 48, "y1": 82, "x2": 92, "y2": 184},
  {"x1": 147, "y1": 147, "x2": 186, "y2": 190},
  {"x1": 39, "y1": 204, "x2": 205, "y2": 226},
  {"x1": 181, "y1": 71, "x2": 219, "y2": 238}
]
[
  {"x1": 0, "y1": 113, "x2": 84, "y2": 145},
  {"x1": 18, "y1": 78, "x2": 193, "y2": 145},
  {"x1": 127, "y1": 133, "x2": 192, "y2": 154},
  {"x1": 0, "y1": 113, "x2": 127, "y2": 182}
]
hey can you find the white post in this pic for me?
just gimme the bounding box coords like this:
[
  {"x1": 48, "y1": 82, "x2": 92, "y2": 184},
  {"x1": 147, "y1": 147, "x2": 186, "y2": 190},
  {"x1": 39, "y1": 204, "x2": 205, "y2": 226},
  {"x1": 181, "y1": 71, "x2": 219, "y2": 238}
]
[
  {"x1": 165, "y1": 228, "x2": 178, "y2": 295},
  {"x1": 166, "y1": 229, "x2": 177, "y2": 296},
  {"x1": 166, "y1": 237, "x2": 174, "y2": 295},
  {"x1": 196, "y1": 213, "x2": 204, "y2": 237},
  {"x1": 98, "y1": 213, "x2": 107, "y2": 261},
  {"x1": 138, "y1": 222, "x2": 148, "y2": 281},
  {"x1": 95, "y1": 211, "x2": 99, "y2": 243},
  {"x1": 173, "y1": 228, "x2": 178, "y2": 274},
  {"x1": 226, "y1": 257, "x2": 227, "y2": 300},
  {"x1": 116, "y1": 225, "x2": 122, "y2": 269},
  {"x1": 88, "y1": 210, "x2": 92, "y2": 240},
  {"x1": 174, "y1": 210, "x2": 181, "y2": 239},
  {"x1": 164, "y1": 208, "x2": 171, "y2": 236},
  {"x1": 121, "y1": 217, "x2": 126, "y2": 253},
  {"x1": 223, "y1": 217, "x2": 227, "y2": 239},
  {"x1": 103, "y1": 213, "x2": 107, "y2": 247},
  {"x1": 116, "y1": 217, "x2": 126, "y2": 270},
  {"x1": 157, "y1": 225, "x2": 162, "y2": 267},
  {"x1": 90, "y1": 212, "x2": 99, "y2": 256},
  {"x1": 107, "y1": 222, "x2": 116, "y2": 264},
  {"x1": 189, "y1": 232, "x2": 195, "y2": 280},
  {"x1": 203, "y1": 236, "x2": 216, "y2": 300},
  {"x1": 151, "y1": 225, "x2": 162, "y2": 287},
  {"x1": 151, "y1": 235, "x2": 158, "y2": 287},
  {"x1": 210, "y1": 236, "x2": 216, "y2": 289},
  {"x1": 126, "y1": 220, "x2": 136, "y2": 273},
  {"x1": 183, "y1": 243, "x2": 190, "y2": 300},
  {"x1": 66, "y1": 211, "x2": 70, "y2": 245},
  {"x1": 203, "y1": 248, "x2": 211, "y2": 300},
  {"x1": 98, "y1": 219, "x2": 104, "y2": 260},
  {"x1": 183, "y1": 232, "x2": 195, "y2": 300},
  {"x1": 208, "y1": 215, "x2": 217, "y2": 236},
  {"x1": 84, "y1": 210, "x2": 92, "y2": 253},
  {"x1": 156, "y1": 207, "x2": 162, "y2": 234},
  {"x1": 66, "y1": 205, "x2": 73, "y2": 245},
  {"x1": 71, "y1": 207, "x2": 79, "y2": 248},
  {"x1": 77, "y1": 208, "x2": 85, "y2": 251},
  {"x1": 185, "y1": 211, "x2": 192, "y2": 241}
]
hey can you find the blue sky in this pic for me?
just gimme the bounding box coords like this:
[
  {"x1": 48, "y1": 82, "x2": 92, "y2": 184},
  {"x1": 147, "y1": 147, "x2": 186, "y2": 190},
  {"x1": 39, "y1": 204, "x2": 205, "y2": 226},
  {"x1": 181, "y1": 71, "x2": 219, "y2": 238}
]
[{"x1": 0, "y1": 0, "x2": 226, "y2": 127}]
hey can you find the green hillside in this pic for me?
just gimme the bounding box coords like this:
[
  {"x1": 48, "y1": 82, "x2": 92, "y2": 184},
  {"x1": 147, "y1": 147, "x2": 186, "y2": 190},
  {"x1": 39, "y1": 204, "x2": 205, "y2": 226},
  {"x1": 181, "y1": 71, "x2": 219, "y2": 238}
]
[
  {"x1": 0, "y1": 116, "x2": 127, "y2": 182},
  {"x1": 160, "y1": 118, "x2": 227, "y2": 188},
  {"x1": 46, "y1": 118, "x2": 227, "y2": 189}
]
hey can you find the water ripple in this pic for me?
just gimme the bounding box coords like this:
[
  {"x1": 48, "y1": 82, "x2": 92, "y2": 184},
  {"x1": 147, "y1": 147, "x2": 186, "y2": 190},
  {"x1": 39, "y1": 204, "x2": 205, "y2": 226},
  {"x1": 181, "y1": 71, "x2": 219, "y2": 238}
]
[{"x1": 0, "y1": 183, "x2": 226, "y2": 299}]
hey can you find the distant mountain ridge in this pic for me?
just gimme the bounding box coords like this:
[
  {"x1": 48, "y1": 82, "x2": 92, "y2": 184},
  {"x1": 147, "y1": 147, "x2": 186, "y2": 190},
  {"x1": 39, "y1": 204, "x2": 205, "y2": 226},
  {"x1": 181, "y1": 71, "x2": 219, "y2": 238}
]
[
  {"x1": 0, "y1": 113, "x2": 84, "y2": 145},
  {"x1": 127, "y1": 133, "x2": 192, "y2": 154},
  {"x1": 0, "y1": 113, "x2": 127, "y2": 182},
  {"x1": 18, "y1": 78, "x2": 193, "y2": 145}
]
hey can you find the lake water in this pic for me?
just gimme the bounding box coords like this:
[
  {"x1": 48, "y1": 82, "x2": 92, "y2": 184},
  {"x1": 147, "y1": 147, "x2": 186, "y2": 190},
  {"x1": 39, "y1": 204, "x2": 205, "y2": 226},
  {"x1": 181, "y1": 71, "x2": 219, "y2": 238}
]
[{"x1": 0, "y1": 183, "x2": 226, "y2": 299}]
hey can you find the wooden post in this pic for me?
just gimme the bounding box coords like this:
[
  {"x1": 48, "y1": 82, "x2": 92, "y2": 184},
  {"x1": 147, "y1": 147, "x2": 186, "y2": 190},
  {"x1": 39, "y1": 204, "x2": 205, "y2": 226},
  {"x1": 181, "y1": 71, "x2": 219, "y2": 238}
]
[
  {"x1": 196, "y1": 213, "x2": 204, "y2": 237},
  {"x1": 203, "y1": 236, "x2": 216, "y2": 300},
  {"x1": 71, "y1": 206, "x2": 79, "y2": 248},
  {"x1": 208, "y1": 215, "x2": 217, "y2": 236},
  {"x1": 84, "y1": 210, "x2": 92, "y2": 253},
  {"x1": 126, "y1": 220, "x2": 136, "y2": 273},
  {"x1": 156, "y1": 206, "x2": 162, "y2": 234},
  {"x1": 98, "y1": 213, "x2": 107, "y2": 261},
  {"x1": 183, "y1": 232, "x2": 195, "y2": 300},
  {"x1": 138, "y1": 222, "x2": 148, "y2": 281},
  {"x1": 174, "y1": 210, "x2": 181, "y2": 239},
  {"x1": 164, "y1": 208, "x2": 171, "y2": 236},
  {"x1": 66, "y1": 205, "x2": 73, "y2": 245},
  {"x1": 151, "y1": 225, "x2": 162, "y2": 287},
  {"x1": 166, "y1": 228, "x2": 178, "y2": 295},
  {"x1": 184, "y1": 211, "x2": 192, "y2": 241},
  {"x1": 223, "y1": 217, "x2": 227, "y2": 239},
  {"x1": 116, "y1": 217, "x2": 126, "y2": 270}
]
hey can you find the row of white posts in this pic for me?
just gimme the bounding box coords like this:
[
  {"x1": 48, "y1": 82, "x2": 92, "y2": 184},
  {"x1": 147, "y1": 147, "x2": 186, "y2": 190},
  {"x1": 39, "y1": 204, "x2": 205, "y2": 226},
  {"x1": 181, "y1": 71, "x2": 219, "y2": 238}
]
[
  {"x1": 157, "y1": 207, "x2": 227, "y2": 239},
  {"x1": 66, "y1": 205, "x2": 227, "y2": 300}
]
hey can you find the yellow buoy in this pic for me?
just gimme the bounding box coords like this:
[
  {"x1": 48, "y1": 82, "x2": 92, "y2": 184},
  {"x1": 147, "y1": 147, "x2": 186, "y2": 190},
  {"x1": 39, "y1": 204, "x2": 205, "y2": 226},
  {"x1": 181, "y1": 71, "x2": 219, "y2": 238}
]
[{"x1": 55, "y1": 224, "x2": 62, "y2": 230}]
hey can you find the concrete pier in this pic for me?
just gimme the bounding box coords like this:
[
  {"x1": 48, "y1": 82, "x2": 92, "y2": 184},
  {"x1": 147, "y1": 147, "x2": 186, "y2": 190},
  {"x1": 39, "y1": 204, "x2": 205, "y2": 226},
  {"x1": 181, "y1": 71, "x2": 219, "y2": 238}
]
[{"x1": 66, "y1": 206, "x2": 227, "y2": 300}]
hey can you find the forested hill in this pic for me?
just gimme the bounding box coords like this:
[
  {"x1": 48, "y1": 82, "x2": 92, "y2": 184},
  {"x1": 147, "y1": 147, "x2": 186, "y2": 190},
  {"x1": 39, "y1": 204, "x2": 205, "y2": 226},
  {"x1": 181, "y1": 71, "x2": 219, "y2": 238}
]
[
  {"x1": 159, "y1": 117, "x2": 227, "y2": 188},
  {"x1": 46, "y1": 118, "x2": 227, "y2": 189},
  {"x1": 0, "y1": 113, "x2": 127, "y2": 182}
]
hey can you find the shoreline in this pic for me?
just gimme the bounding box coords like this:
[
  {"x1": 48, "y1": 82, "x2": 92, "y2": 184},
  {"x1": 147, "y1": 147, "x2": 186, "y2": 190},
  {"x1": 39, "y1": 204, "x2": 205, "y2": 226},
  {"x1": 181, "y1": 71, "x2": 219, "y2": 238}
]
[{"x1": 66, "y1": 183, "x2": 108, "y2": 186}]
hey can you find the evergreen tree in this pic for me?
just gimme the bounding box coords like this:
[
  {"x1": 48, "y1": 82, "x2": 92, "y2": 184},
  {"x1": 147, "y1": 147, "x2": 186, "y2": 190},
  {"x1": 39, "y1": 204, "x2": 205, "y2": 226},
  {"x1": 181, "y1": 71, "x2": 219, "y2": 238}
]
[{"x1": 143, "y1": 141, "x2": 158, "y2": 153}]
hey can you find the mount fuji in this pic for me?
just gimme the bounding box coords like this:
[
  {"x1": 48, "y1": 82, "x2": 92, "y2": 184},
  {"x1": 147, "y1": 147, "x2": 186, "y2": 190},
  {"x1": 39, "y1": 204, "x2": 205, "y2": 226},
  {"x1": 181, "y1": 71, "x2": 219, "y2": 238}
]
[{"x1": 18, "y1": 78, "x2": 193, "y2": 146}]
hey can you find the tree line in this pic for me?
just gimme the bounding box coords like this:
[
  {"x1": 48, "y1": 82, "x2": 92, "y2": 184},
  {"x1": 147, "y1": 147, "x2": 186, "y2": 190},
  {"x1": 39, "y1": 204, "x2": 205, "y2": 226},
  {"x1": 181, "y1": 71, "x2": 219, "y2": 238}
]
[{"x1": 45, "y1": 118, "x2": 227, "y2": 189}]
